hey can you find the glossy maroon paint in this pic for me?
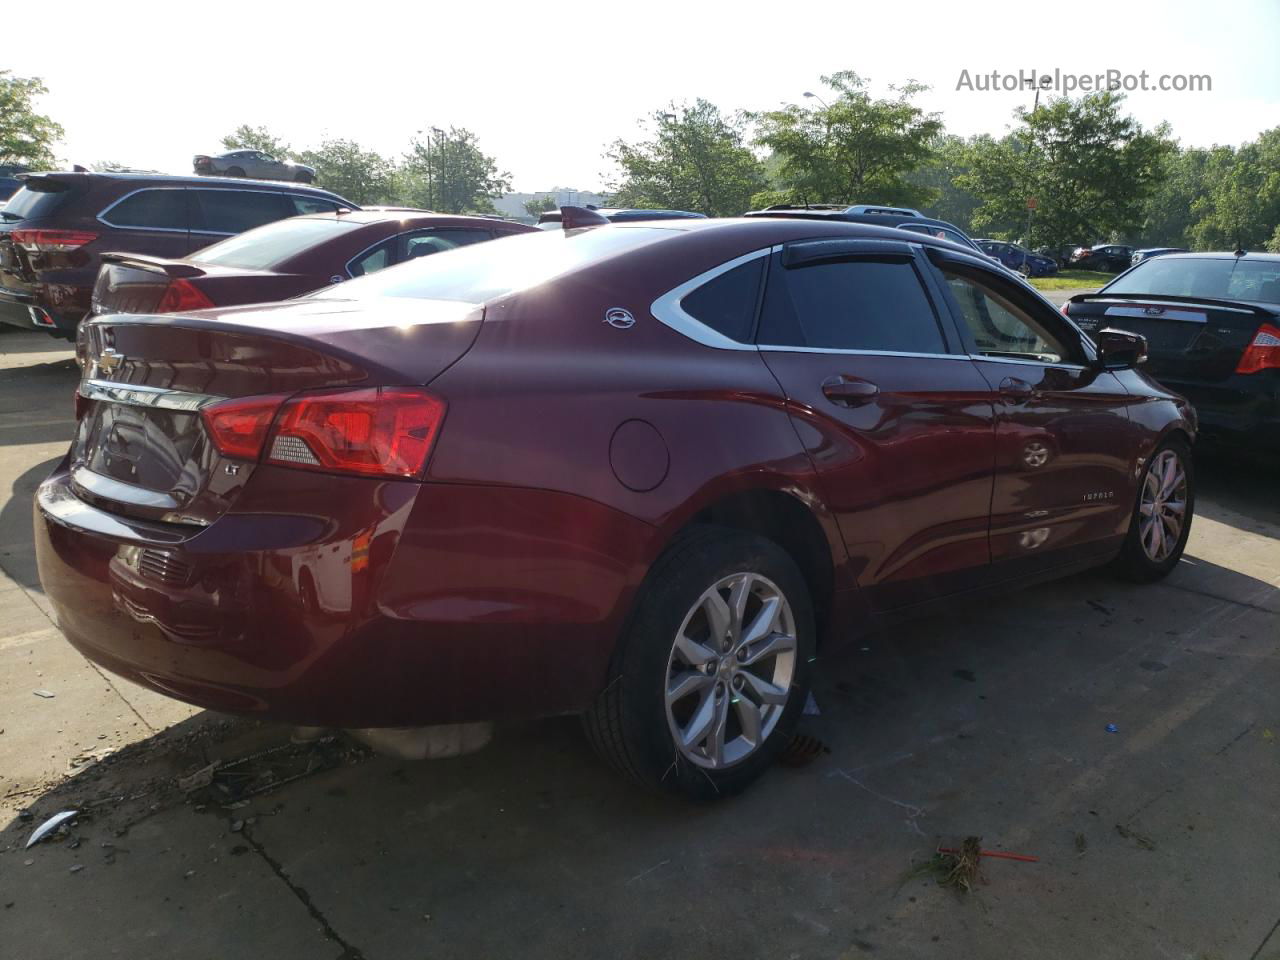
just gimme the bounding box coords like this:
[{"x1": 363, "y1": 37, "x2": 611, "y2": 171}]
[{"x1": 34, "y1": 217, "x2": 1195, "y2": 728}]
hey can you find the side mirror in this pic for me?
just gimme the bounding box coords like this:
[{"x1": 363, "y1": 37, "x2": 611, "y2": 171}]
[{"x1": 1094, "y1": 328, "x2": 1147, "y2": 370}]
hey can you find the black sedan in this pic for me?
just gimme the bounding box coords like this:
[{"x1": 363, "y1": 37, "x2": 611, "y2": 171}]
[{"x1": 1062, "y1": 252, "x2": 1280, "y2": 453}]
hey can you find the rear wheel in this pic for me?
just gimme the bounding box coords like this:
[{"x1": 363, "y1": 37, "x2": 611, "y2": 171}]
[
  {"x1": 1112, "y1": 437, "x2": 1194, "y2": 582},
  {"x1": 584, "y1": 526, "x2": 814, "y2": 801},
  {"x1": 225, "y1": 166, "x2": 245, "y2": 177}
]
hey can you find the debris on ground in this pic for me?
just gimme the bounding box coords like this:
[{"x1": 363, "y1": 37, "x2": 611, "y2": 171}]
[
  {"x1": 1075, "y1": 833, "x2": 1088, "y2": 854},
  {"x1": 32, "y1": 689, "x2": 55, "y2": 699},
  {"x1": 25, "y1": 810, "x2": 79, "y2": 849},
  {"x1": 779, "y1": 732, "x2": 831, "y2": 768},
  {"x1": 1106, "y1": 723, "x2": 1119, "y2": 733},
  {"x1": 1115, "y1": 823, "x2": 1156, "y2": 850},
  {"x1": 934, "y1": 836, "x2": 984, "y2": 893},
  {"x1": 177, "y1": 736, "x2": 373, "y2": 808}
]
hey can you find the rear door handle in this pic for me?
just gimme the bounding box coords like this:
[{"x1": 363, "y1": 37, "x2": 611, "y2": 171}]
[
  {"x1": 821, "y1": 375, "x2": 880, "y2": 407},
  {"x1": 999, "y1": 376, "x2": 1036, "y2": 402}
]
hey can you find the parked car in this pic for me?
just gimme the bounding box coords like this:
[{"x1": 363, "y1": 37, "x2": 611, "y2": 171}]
[
  {"x1": 39, "y1": 213, "x2": 1194, "y2": 800},
  {"x1": 1063, "y1": 251, "x2": 1279, "y2": 452},
  {"x1": 745, "y1": 204, "x2": 995, "y2": 262},
  {"x1": 194, "y1": 150, "x2": 316, "y2": 183},
  {"x1": 92, "y1": 209, "x2": 536, "y2": 316},
  {"x1": 975, "y1": 239, "x2": 1059, "y2": 277},
  {"x1": 0, "y1": 171, "x2": 354, "y2": 338},
  {"x1": 537, "y1": 207, "x2": 707, "y2": 228},
  {"x1": 1131, "y1": 247, "x2": 1189, "y2": 266},
  {"x1": 1070, "y1": 244, "x2": 1134, "y2": 272}
]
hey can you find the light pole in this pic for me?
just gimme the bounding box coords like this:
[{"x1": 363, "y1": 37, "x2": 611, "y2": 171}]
[{"x1": 803, "y1": 91, "x2": 830, "y2": 110}]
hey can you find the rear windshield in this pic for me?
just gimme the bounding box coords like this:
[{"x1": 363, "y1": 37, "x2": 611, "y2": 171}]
[
  {"x1": 2, "y1": 182, "x2": 74, "y2": 221},
  {"x1": 309, "y1": 225, "x2": 672, "y2": 304},
  {"x1": 194, "y1": 216, "x2": 362, "y2": 269},
  {"x1": 1106, "y1": 257, "x2": 1280, "y2": 304}
]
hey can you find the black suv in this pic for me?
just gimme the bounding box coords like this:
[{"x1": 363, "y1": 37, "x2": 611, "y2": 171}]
[
  {"x1": 0, "y1": 171, "x2": 355, "y2": 338},
  {"x1": 744, "y1": 204, "x2": 993, "y2": 260}
]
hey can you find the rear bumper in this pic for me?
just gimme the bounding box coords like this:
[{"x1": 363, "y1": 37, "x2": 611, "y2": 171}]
[
  {"x1": 35, "y1": 467, "x2": 654, "y2": 727},
  {"x1": 0, "y1": 278, "x2": 89, "y2": 334}
]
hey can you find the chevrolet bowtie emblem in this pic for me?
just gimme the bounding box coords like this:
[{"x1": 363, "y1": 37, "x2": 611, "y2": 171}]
[{"x1": 96, "y1": 347, "x2": 124, "y2": 375}]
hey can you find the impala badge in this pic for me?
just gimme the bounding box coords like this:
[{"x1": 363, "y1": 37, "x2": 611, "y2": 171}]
[{"x1": 603, "y1": 307, "x2": 636, "y2": 330}]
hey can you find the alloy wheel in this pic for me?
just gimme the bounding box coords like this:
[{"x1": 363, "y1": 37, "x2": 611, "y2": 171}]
[
  {"x1": 664, "y1": 572, "x2": 797, "y2": 769},
  {"x1": 1139, "y1": 449, "x2": 1187, "y2": 563}
]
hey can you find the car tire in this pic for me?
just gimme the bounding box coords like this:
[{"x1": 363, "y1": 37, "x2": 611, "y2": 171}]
[
  {"x1": 1111, "y1": 436, "x2": 1195, "y2": 583},
  {"x1": 294, "y1": 171, "x2": 313, "y2": 184},
  {"x1": 584, "y1": 525, "x2": 815, "y2": 801},
  {"x1": 225, "y1": 166, "x2": 245, "y2": 177}
]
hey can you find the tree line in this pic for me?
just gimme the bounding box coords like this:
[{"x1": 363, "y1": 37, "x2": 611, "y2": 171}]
[{"x1": 2, "y1": 68, "x2": 1278, "y2": 252}]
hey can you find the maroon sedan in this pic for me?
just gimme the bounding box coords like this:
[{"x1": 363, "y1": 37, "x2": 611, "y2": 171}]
[
  {"x1": 36, "y1": 213, "x2": 1195, "y2": 799},
  {"x1": 91, "y1": 208, "x2": 536, "y2": 315}
]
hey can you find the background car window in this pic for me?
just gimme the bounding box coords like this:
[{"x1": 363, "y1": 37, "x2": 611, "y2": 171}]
[
  {"x1": 349, "y1": 239, "x2": 394, "y2": 277},
  {"x1": 402, "y1": 228, "x2": 493, "y2": 261},
  {"x1": 758, "y1": 258, "x2": 946, "y2": 353},
  {"x1": 944, "y1": 271, "x2": 1071, "y2": 362},
  {"x1": 191, "y1": 189, "x2": 294, "y2": 234},
  {"x1": 193, "y1": 216, "x2": 362, "y2": 269},
  {"x1": 1106, "y1": 256, "x2": 1280, "y2": 303},
  {"x1": 289, "y1": 196, "x2": 342, "y2": 215},
  {"x1": 101, "y1": 189, "x2": 187, "y2": 230},
  {"x1": 680, "y1": 257, "x2": 765, "y2": 343}
]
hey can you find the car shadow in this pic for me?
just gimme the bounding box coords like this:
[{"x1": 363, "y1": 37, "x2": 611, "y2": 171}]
[{"x1": 1, "y1": 457, "x2": 61, "y2": 592}]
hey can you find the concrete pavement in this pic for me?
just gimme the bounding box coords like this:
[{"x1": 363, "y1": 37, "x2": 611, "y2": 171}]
[{"x1": 1, "y1": 327, "x2": 1278, "y2": 960}]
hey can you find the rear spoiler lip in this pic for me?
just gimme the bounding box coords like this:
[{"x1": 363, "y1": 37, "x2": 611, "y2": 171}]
[
  {"x1": 1066, "y1": 292, "x2": 1276, "y2": 317},
  {"x1": 99, "y1": 251, "x2": 205, "y2": 279}
]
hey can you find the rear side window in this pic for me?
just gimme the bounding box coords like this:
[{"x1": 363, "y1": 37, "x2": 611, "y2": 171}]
[
  {"x1": 759, "y1": 257, "x2": 946, "y2": 353},
  {"x1": 101, "y1": 189, "x2": 187, "y2": 230},
  {"x1": 680, "y1": 257, "x2": 765, "y2": 343},
  {"x1": 289, "y1": 195, "x2": 343, "y2": 215},
  {"x1": 191, "y1": 189, "x2": 293, "y2": 234},
  {"x1": 193, "y1": 216, "x2": 362, "y2": 269},
  {"x1": 402, "y1": 228, "x2": 492, "y2": 261}
]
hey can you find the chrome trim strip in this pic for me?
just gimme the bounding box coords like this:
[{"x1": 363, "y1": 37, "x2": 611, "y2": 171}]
[
  {"x1": 72, "y1": 465, "x2": 180, "y2": 511},
  {"x1": 649, "y1": 247, "x2": 776, "y2": 351},
  {"x1": 80, "y1": 379, "x2": 224, "y2": 411},
  {"x1": 97, "y1": 186, "x2": 189, "y2": 233},
  {"x1": 758, "y1": 345, "x2": 969, "y2": 360},
  {"x1": 967, "y1": 355, "x2": 1088, "y2": 371}
]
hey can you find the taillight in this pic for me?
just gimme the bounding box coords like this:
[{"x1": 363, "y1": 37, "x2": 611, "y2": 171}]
[
  {"x1": 201, "y1": 394, "x2": 291, "y2": 460},
  {"x1": 1060, "y1": 302, "x2": 1071, "y2": 317},
  {"x1": 10, "y1": 229, "x2": 98, "y2": 253},
  {"x1": 266, "y1": 387, "x2": 446, "y2": 478},
  {"x1": 1235, "y1": 323, "x2": 1280, "y2": 375},
  {"x1": 154, "y1": 278, "x2": 215, "y2": 313}
]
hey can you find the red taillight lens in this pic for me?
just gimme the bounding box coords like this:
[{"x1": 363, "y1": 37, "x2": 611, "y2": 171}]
[
  {"x1": 201, "y1": 394, "x2": 291, "y2": 460},
  {"x1": 266, "y1": 387, "x2": 446, "y2": 478},
  {"x1": 10, "y1": 229, "x2": 98, "y2": 253},
  {"x1": 1060, "y1": 302, "x2": 1071, "y2": 317},
  {"x1": 154, "y1": 278, "x2": 216, "y2": 313},
  {"x1": 1235, "y1": 323, "x2": 1280, "y2": 375}
]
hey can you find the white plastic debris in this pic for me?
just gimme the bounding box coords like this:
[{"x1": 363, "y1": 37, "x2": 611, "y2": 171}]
[{"x1": 25, "y1": 810, "x2": 79, "y2": 849}]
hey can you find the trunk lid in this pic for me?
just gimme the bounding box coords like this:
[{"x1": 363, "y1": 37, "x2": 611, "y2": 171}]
[
  {"x1": 72, "y1": 297, "x2": 482, "y2": 527},
  {"x1": 1068, "y1": 294, "x2": 1276, "y2": 383}
]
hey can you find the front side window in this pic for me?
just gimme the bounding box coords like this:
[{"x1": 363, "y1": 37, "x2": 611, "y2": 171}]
[
  {"x1": 680, "y1": 257, "x2": 765, "y2": 343},
  {"x1": 943, "y1": 270, "x2": 1074, "y2": 363},
  {"x1": 348, "y1": 239, "x2": 394, "y2": 277},
  {"x1": 401, "y1": 228, "x2": 492, "y2": 261},
  {"x1": 101, "y1": 189, "x2": 187, "y2": 230},
  {"x1": 191, "y1": 189, "x2": 293, "y2": 234},
  {"x1": 759, "y1": 256, "x2": 946, "y2": 353}
]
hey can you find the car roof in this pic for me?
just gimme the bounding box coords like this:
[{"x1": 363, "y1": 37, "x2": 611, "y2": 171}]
[
  {"x1": 308, "y1": 209, "x2": 530, "y2": 228},
  {"x1": 17, "y1": 170, "x2": 353, "y2": 204},
  {"x1": 743, "y1": 208, "x2": 966, "y2": 231},
  {"x1": 1149, "y1": 251, "x2": 1280, "y2": 262}
]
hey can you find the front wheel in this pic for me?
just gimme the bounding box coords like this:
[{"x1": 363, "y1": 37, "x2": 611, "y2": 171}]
[
  {"x1": 584, "y1": 526, "x2": 815, "y2": 801},
  {"x1": 1112, "y1": 437, "x2": 1195, "y2": 582}
]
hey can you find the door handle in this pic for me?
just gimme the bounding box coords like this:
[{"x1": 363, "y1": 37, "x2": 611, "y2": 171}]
[
  {"x1": 999, "y1": 376, "x2": 1036, "y2": 402},
  {"x1": 821, "y1": 375, "x2": 880, "y2": 407}
]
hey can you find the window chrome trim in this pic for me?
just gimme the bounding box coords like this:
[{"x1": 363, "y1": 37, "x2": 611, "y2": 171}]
[
  {"x1": 757, "y1": 345, "x2": 970, "y2": 360},
  {"x1": 649, "y1": 247, "x2": 776, "y2": 351},
  {"x1": 966, "y1": 354, "x2": 1088, "y2": 371},
  {"x1": 80, "y1": 379, "x2": 224, "y2": 412}
]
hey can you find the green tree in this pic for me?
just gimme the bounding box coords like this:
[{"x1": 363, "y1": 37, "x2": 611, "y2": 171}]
[
  {"x1": 1188, "y1": 128, "x2": 1280, "y2": 250},
  {"x1": 1138, "y1": 145, "x2": 1211, "y2": 248},
  {"x1": 296, "y1": 139, "x2": 396, "y2": 205},
  {"x1": 958, "y1": 92, "x2": 1173, "y2": 251},
  {"x1": 750, "y1": 72, "x2": 943, "y2": 208},
  {"x1": 220, "y1": 124, "x2": 292, "y2": 160},
  {"x1": 909, "y1": 134, "x2": 982, "y2": 230},
  {"x1": 0, "y1": 72, "x2": 62, "y2": 168},
  {"x1": 607, "y1": 99, "x2": 765, "y2": 216},
  {"x1": 400, "y1": 128, "x2": 510, "y2": 214},
  {"x1": 523, "y1": 194, "x2": 558, "y2": 218}
]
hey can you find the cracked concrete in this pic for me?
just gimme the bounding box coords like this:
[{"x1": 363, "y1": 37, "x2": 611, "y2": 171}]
[{"x1": 2, "y1": 328, "x2": 1279, "y2": 959}]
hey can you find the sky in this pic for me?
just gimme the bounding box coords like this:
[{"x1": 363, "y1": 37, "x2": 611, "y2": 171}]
[{"x1": 12, "y1": 0, "x2": 1280, "y2": 193}]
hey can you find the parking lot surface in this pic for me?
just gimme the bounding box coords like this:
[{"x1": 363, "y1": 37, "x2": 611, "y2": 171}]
[{"x1": 2, "y1": 327, "x2": 1278, "y2": 960}]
